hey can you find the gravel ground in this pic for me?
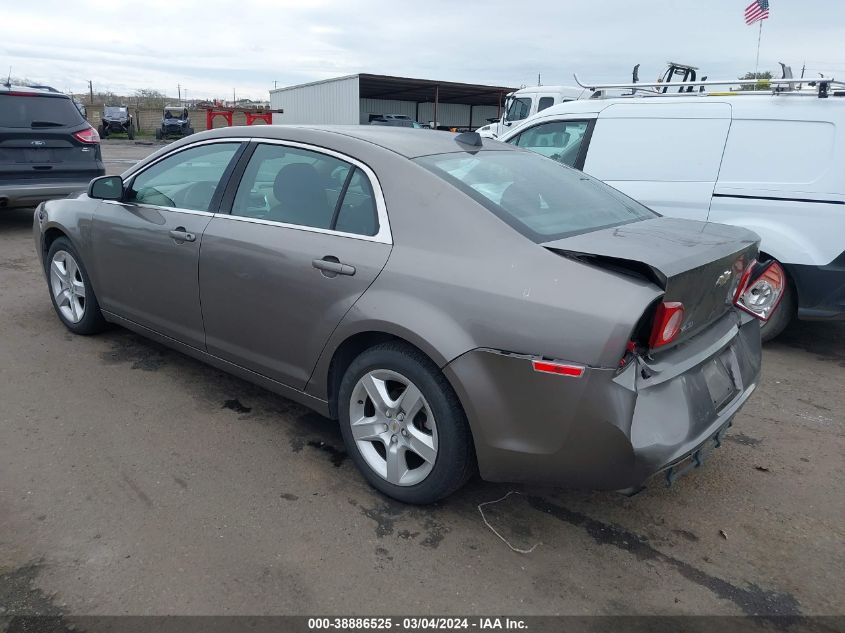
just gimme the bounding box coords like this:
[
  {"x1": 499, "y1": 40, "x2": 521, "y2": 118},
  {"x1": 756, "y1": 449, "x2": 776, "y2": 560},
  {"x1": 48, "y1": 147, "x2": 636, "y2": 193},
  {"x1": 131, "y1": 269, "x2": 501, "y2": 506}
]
[{"x1": 0, "y1": 140, "x2": 842, "y2": 618}]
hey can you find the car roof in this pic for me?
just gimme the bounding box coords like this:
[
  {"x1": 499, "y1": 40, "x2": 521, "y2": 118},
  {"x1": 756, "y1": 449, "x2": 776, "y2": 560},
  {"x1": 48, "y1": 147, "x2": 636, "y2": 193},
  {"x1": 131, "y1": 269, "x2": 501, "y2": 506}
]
[{"x1": 187, "y1": 125, "x2": 520, "y2": 159}]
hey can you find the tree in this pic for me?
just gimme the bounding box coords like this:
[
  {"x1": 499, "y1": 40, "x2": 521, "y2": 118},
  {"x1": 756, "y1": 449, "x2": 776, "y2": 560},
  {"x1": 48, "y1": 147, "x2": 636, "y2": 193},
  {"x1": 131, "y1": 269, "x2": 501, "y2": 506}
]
[
  {"x1": 738, "y1": 71, "x2": 772, "y2": 91},
  {"x1": 133, "y1": 89, "x2": 167, "y2": 108}
]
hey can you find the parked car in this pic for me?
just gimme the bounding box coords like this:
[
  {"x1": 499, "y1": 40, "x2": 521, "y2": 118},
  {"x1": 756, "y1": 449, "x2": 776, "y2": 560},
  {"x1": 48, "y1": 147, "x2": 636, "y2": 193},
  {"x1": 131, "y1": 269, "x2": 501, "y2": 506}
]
[
  {"x1": 156, "y1": 106, "x2": 194, "y2": 139},
  {"x1": 34, "y1": 126, "x2": 780, "y2": 503},
  {"x1": 1, "y1": 84, "x2": 104, "y2": 210},
  {"x1": 98, "y1": 105, "x2": 135, "y2": 139},
  {"x1": 499, "y1": 90, "x2": 845, "y2": 340},
  {"x1": 369, "y1": 114, "x2": 426, "y2": 128}
]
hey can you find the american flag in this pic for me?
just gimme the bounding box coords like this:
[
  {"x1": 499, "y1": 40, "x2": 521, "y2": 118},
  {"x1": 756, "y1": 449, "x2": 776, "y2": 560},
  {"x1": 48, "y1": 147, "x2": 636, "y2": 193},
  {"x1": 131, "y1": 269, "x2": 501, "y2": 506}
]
[{"x1": 745, "y1": 0, "x2": 770, "y2": 25}]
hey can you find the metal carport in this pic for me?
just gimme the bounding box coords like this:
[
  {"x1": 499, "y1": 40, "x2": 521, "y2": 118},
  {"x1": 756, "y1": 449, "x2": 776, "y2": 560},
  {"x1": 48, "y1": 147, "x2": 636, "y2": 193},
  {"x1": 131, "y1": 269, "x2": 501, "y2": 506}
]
[{"x1": 270, "y1": 74, "x2": 516, "y2": 129}]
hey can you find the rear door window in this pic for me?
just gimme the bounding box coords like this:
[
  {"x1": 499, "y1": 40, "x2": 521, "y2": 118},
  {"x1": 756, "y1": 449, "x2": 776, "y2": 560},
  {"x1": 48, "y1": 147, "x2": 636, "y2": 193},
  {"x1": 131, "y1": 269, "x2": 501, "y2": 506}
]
[
  {"x1": 230, "y1": 143, "x2": 379, "y2": 236},
  {"x1": 510, "y1": 120, "x2": 591, "y2": 167},
  {"x1": 0, "y1": 95, "x2": 85, "y2": 128}
]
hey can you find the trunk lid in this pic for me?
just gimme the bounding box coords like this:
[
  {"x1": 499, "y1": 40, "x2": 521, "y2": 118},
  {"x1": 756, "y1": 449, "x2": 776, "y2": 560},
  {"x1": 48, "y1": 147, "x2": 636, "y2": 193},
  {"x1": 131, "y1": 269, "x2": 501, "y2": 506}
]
[{"x1": 542, "y1": 217, "x2": 760, "y2": 346}]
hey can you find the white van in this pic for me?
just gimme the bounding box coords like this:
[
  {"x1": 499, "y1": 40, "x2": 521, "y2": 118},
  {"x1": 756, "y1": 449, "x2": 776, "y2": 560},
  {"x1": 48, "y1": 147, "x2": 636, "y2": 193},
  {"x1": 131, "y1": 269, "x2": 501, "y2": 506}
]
[
  {"x1": 476, "y1": 85, "x2": 589, "y2": 139},
  {"x1": 499, "y1": 90, "x2": 845, "y2": 339}
]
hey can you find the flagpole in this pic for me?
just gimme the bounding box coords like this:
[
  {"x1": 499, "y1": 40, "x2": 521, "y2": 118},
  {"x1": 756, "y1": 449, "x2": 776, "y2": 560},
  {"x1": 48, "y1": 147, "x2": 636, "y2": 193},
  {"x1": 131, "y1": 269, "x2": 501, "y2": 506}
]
[{"x1": 754, "y1": 19, "x2": 763, "y2": 90}]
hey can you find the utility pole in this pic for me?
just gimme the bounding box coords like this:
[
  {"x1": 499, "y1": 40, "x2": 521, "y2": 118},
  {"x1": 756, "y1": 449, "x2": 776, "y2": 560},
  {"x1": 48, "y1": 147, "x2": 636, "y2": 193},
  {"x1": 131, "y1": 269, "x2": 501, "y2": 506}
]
[
  {"x1": 88, "y1": 80, "x2": 94, "y2": 105},
  {"x1": 178, "y1": 84, "x2": 181, "y2": 103},
  {"x1": 274, "y1": 80, "x2": 278, "y2": 89},
  {"x1": 233, "y1": 88, "x2": 236, "y2": 105},
  {"x1": 538, "y1": 73, "x2": 541, "y2": 86}
]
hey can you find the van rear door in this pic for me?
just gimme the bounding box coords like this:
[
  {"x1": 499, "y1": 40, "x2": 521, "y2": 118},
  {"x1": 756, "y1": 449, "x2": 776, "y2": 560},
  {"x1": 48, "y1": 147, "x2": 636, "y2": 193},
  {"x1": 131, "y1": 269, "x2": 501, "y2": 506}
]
[{"x1": 582, "y1": 102, "x2": 732, "y2": 221}]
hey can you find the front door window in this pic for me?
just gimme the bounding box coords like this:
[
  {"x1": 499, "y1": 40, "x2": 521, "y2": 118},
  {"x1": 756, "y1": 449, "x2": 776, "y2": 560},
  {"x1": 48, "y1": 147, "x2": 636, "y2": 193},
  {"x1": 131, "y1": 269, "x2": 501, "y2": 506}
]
[{"x1": 127, "y1": 143, "x2": 241, "y2": 211}]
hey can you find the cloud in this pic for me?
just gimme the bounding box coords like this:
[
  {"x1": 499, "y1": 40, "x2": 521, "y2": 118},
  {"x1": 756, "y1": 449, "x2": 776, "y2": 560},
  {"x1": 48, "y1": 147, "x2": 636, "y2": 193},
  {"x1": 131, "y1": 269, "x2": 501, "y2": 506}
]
[{"x1": 2, "y1": 0, "x2": 843, "y2": 100}]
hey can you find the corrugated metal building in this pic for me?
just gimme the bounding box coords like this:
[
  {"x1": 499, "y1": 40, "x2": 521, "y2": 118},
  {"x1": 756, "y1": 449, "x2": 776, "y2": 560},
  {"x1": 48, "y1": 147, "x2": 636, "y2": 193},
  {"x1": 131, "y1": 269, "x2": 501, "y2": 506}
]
[{"x1": 270, "y1": 74, "x2": 515, "y2": 129}]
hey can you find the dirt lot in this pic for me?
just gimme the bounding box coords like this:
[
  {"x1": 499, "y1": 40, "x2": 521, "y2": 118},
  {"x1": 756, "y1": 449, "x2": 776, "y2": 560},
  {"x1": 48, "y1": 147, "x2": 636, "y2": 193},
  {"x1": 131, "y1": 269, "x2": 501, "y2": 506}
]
[{"x1": 0, "y1": 140, "x2": 843, "y2": 617}]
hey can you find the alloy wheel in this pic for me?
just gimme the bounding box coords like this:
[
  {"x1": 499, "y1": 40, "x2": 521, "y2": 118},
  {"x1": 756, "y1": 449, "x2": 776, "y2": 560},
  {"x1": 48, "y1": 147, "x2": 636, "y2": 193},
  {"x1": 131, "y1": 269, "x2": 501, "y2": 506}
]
[
  {"x1": 50, "y1": 250, "x2": 86, "y2": 324},
  {"x1": 349, "y1": 369, "x2": 438, "y2": 486}
]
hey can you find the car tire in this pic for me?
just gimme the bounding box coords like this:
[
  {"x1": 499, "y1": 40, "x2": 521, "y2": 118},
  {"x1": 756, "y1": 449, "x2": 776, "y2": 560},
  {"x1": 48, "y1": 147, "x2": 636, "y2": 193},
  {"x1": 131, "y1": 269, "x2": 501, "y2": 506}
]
[
  {"x1": 337, "y1": 342, "x2": 475, "y2": 504},
  {"x1": 186, "y1": 127, "x2": 195, "y2": 135},
  {"x1": 45, "y1": 238, "x2": 107, "y2": 336},
  {"x1": 155, "y1": 128, "x2": 162, "y2": 140},
  {"x1": 760, "y1": 269, "x2": 796, "y2": 342},
  {"x1": 127, "y1": 124, "x2": 135, "y2": 140}
]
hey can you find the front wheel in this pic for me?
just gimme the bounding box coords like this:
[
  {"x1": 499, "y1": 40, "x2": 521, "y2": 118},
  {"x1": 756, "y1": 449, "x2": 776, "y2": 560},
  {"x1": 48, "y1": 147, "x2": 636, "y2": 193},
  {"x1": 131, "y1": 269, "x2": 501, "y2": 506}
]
[
  {"x1": 155, "y1": 128, "x2": 162, "y2": 140},
  {"x1": 337, "y1": 342, "x2": 475, "y2": 504},
  {"x1": 46, "y1": 238, "x2": 107, "y2": 335},
  {"x1": 127, "y1": 124, "x2": 135, "y2": 140}
]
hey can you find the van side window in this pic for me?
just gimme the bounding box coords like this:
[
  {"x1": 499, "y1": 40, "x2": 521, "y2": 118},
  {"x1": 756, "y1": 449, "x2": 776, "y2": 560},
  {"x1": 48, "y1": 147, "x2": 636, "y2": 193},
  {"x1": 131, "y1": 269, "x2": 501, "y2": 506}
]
[
  {"x1": 511, "y1": 120, "x2": 589, "y2": 167},
  {"x1": 537, "y1": 97, "x2": 555, "y2": 112}
]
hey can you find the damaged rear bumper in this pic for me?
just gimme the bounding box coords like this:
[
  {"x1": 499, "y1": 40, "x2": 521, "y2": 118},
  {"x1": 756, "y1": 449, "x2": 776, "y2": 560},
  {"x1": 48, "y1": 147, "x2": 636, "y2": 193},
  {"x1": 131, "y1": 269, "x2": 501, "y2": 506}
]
[{"x1": 443, "y1": 311, "x2": 762, "y2": 491}]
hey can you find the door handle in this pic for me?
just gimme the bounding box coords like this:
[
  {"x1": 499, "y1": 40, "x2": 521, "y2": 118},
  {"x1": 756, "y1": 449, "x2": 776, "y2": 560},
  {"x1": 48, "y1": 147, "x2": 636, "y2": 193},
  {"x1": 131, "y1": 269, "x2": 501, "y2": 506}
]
[
  {"x1": 169, "y1": 228, "x2": 196, "y2": 243},
  {"x1": 312, "y1": 257, "x2": 356, "y2": 277}
]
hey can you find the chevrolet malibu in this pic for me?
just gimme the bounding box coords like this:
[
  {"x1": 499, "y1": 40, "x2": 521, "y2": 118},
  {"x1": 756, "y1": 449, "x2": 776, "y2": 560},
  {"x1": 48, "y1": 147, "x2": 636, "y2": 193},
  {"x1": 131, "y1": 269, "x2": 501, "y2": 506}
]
[{"x1": 34, "y1": 126, "x2": 784, "y2": 503}]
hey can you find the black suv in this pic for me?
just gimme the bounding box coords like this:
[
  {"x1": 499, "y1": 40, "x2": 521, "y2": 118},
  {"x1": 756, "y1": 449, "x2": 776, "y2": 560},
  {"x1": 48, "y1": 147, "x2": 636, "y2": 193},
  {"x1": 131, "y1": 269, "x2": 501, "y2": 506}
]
[{"x1": 0, "y1": 85, "x2": 105, "y2": 210}]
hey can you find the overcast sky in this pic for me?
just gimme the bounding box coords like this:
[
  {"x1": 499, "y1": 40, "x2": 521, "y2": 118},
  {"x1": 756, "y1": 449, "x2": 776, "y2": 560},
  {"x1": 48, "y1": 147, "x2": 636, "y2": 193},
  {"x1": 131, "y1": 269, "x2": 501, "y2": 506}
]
[{"x1": 3, "y1": 0, "x2": 844, "y2": 101}]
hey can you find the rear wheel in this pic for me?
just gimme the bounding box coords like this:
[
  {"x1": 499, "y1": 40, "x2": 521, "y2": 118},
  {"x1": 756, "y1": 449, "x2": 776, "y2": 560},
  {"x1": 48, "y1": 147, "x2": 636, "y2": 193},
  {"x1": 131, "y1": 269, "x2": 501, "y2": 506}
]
[
  {"x1": 337, "y1": 342, "x2": 474, "y2": 504},
  {"x1": 155, "y1": 128, "x2": 162, "y2": 140},
  {"x1": 127, "y1": 123, "x2": 135, "y2": 140},
  {"x1": 46, "y1": 238, "x2": 107, "y2": 336}
]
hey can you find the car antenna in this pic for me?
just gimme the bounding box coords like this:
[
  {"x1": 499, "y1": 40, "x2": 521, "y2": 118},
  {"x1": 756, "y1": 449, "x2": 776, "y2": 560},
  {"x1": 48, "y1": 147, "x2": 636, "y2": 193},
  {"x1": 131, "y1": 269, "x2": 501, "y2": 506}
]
[{"x1": 455, "y1": 131, "x2": 483, "y2": 147}]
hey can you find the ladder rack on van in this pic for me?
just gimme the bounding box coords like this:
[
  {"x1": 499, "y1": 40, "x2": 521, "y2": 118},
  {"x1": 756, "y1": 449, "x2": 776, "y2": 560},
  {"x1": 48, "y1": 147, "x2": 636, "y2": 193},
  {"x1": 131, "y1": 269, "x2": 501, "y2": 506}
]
[{"x1": 573, "y1": 75, "x2": 845, "y2": 99}]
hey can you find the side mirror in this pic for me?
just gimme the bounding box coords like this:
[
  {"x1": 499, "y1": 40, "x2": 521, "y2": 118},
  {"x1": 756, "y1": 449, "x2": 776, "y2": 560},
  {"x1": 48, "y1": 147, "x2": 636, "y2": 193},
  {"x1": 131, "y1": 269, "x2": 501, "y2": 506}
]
[{"x1": 88, "y1": 175, "x2": 124, "y2": 201}]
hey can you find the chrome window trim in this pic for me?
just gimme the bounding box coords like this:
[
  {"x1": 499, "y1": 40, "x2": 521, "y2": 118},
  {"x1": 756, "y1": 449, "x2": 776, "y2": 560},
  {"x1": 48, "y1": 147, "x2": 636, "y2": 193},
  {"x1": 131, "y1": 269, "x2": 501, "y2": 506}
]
[
  {"x1": 120, "y1": 137, "x2": 251, "y2": 181},
  {"x1": 109, "y1": 138, "x2": 248, "y2": 216},
  {"x1": 100, "y1": 199, "x2": 214, "y2": 217},
  {"x1": 113, "y1": 136, "x2": 393, "y2": 245},
  {"x1": 218, "y1": 138, "x2": 392, "y2": 245}
]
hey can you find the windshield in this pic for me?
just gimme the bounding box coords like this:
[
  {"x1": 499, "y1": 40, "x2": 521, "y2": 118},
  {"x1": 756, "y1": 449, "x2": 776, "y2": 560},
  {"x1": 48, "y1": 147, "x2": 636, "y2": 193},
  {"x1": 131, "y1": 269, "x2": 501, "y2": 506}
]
[
  {"x1": 415, "y1": 150, "x2": 656, "y2": 242},
  {"x1": 0, "y1": 95, "x2": 85, "y2": 128},
  {"x1": 164, "y1": 110, "x2": 185, "y2": 119},
  {"x1": 104, "y1": 106, "x2": 127, "y2": 116},
  {"x1": 505, "y1": 97, "x2": 531, "y2": 122}
]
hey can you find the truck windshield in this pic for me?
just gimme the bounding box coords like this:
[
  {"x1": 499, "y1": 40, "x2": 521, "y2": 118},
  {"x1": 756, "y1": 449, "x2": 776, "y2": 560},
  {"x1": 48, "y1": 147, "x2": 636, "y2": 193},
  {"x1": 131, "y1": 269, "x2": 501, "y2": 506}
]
[
  {"x1": 505, "y1": 97, "x2": 531, "y2": 122},
  {"x1": 415, "y1": 150, "x2": 656, "y2": 242}
]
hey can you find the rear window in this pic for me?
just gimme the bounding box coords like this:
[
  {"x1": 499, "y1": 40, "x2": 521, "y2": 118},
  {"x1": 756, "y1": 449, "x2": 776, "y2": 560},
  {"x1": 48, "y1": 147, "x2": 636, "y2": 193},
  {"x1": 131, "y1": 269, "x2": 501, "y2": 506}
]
[
  {"x1": 415, "y1": 150, "x2": 656, "y2": 242},
  {"x1": 0, "y1": 95, "x2": 85, "y2": 128}
]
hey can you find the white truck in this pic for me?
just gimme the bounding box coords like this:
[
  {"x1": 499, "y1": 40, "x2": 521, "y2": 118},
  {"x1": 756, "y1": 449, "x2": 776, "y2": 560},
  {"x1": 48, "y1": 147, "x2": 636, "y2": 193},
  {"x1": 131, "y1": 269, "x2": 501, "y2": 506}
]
[{"x1": 475, "y1": 85, "x2": 589, "y2": 139}]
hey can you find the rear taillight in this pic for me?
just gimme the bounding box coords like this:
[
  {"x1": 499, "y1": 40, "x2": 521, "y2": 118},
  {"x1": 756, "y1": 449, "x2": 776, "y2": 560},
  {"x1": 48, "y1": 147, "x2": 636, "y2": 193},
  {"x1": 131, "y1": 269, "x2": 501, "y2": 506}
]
[
  {"x1": 733, "y1": 260, "x2": 786, "y2": 321},
  {"x1": 648, "y1": 301, "x2": 685, "y2": 349},
  {"x1": 73, "y1": 126, "x2": 100, "y2": 144}
]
